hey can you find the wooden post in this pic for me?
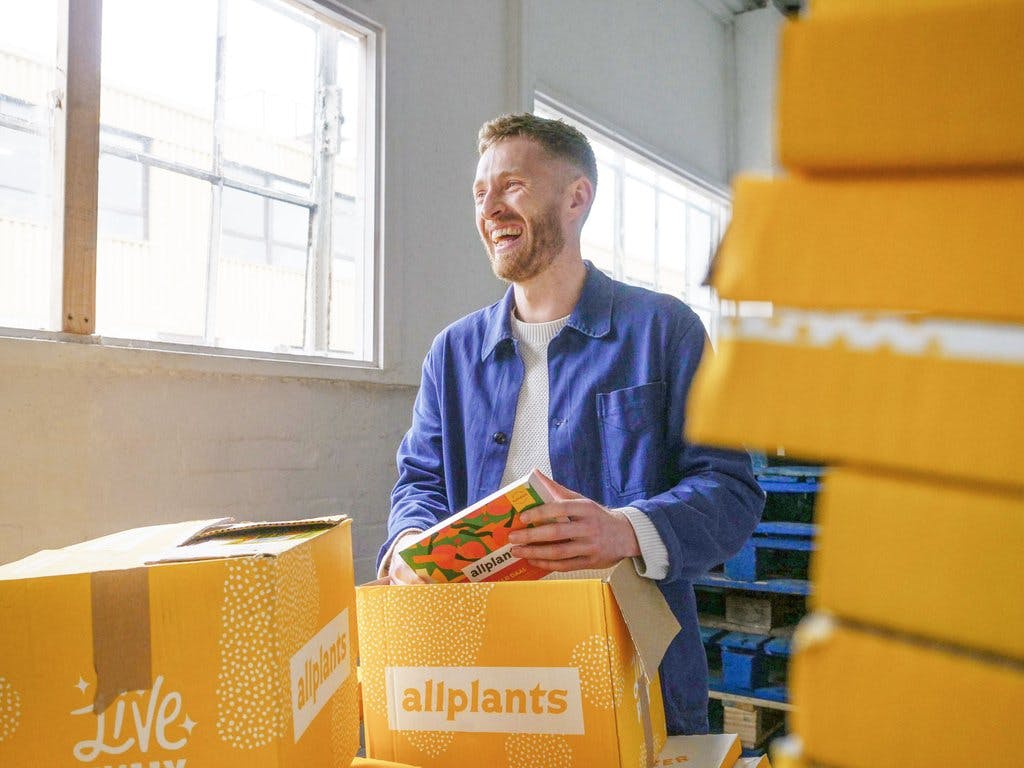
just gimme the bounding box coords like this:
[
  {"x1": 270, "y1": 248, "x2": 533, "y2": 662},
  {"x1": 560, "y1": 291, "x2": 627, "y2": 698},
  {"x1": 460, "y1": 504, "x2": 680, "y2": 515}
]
[{"x1": 58, "y1": 0, "x2": 102, "y2": 334}]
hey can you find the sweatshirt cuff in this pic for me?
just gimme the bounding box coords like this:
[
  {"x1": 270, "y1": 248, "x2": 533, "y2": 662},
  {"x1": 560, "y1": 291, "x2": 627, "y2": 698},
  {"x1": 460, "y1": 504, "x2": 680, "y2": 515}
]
[
  {"x1": 617, "y1": 506, "x2": 669, "y2": 581},
  {"x1": 377, "y1": 528, "x2": 423, "y2": 579}
]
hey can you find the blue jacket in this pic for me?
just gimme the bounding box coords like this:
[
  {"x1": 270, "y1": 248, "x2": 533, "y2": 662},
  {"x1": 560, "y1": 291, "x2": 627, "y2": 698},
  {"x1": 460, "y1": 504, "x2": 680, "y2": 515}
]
[{"x1": 381, "y1": 262, "x2": 764, "y2": 734}]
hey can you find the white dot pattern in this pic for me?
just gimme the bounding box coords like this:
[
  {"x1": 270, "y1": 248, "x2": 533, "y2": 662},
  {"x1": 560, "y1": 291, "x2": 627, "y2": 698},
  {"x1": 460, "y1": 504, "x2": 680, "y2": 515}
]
[
  {"x1": 275, "y1": 547, "x2": 321, "y2": 737},
  {"x1": 358, "y1": 583, "x2": 495, "y2": 716},
  {"x1": 0, "y1": 677, "x2": 21, "y2": 743},
  {"x1": 570, "y1": 636, "x2": 623, "y2": 710},
  {"x1": 403, "y1": 729, "x2": 454, "y2": 758},
  {"x1": 357, "y1": 583, "x2": 494, "y2": 760},
  {"x1": 505, "y1": 733, "x2": 573, "y2": 768},
  {"x1": 216, "y1": 558, "x2": 281, "y2": 749},
  {"x1": 330, "y1": 676, "x2": 360, "y2": 765}
]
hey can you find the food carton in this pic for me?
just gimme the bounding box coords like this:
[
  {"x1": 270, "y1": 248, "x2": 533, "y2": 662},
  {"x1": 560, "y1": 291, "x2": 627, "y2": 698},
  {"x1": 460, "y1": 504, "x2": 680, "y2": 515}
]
[
  {"x1": 398, "y1": 470, "x2": 554, "y2": 584},
  {"x1": 0, "y1": 516, "x2": 358, "y2": 768},
  {"x1": 356, "y1": 561, "x2": 681, "y2": 767},
  {"x1": 654, "y1": 732, "x2": 742, "y2": 766}
]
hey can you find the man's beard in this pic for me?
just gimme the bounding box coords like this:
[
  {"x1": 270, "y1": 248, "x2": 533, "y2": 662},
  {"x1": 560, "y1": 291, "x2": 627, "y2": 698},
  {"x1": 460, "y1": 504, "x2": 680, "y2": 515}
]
[{"x1": 487, "y1": 207, "x2": 565, "y2": 283}]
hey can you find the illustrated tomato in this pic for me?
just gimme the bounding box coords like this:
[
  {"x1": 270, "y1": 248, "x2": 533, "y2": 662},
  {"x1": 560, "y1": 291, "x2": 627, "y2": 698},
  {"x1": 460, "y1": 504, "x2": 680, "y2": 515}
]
[
  {"x1": 456, "y1": 540, "x2": 487, "y2": 560},
  {"x1": 486, "y1": 525, "x2": 511, "y2": 548},
  {"x1": 430, "y1": 543, "x2": 457, "y2": 567}
]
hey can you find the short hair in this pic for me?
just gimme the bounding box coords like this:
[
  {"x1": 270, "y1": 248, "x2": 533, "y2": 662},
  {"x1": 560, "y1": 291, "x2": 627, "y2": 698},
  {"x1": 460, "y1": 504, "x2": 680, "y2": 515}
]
[{"x1": 478, "y1": 113, "x2": 598, "y2": 190}]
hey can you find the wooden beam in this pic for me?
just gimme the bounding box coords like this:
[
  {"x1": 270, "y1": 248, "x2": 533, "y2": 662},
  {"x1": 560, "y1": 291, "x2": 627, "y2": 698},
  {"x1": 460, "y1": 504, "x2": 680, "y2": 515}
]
[{"x1": 59, "y1": 0, "x2": 102, "y2": 334}]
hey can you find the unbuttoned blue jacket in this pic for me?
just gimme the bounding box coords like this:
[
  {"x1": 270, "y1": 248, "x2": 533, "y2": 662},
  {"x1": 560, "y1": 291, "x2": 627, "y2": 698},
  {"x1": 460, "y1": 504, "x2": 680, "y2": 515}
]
[{"x1": 380, "y1": 262, "x2": 764, "y2": 734}]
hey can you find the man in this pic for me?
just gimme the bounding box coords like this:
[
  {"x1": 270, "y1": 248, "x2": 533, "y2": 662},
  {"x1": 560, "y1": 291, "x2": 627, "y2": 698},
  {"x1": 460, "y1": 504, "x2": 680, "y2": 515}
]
[{"x1": 377, "y1": 113, "x2": 764, "y2": 735}]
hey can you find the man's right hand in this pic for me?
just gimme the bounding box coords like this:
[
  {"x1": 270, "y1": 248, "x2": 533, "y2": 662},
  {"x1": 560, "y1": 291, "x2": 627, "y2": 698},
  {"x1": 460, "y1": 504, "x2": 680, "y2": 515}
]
[{"x1": 389, "y1": 531, "x2": 429, "y2": 585}]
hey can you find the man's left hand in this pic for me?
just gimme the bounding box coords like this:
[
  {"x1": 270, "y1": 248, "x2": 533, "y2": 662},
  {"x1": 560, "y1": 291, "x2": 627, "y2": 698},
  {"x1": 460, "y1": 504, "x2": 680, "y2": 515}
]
[{"x1": 507, "y1": 471, "x2": 640, "y2": 571}]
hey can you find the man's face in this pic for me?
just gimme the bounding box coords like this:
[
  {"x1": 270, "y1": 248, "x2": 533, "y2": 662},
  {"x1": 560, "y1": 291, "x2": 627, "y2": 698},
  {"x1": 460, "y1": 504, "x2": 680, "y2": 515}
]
[{"x1": 473, "y1": 136, "x2": 570, "y2": 283}]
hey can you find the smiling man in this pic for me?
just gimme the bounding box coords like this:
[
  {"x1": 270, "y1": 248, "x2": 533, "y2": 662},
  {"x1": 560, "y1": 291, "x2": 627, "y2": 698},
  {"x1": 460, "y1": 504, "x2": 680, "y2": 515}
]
[{"x1": 377, "y1": 113, "x2": 764, "y2": 735}]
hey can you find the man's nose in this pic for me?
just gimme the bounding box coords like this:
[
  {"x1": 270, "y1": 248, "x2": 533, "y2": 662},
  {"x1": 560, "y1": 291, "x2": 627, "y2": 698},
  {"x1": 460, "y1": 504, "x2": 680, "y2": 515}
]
[{"x1": 480, "y1": 188, "x2": 505, "y2": 219}]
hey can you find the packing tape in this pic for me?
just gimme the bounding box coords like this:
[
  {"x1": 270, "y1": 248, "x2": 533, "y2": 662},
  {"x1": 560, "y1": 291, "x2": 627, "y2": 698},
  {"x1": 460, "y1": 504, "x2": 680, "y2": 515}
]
[{"x1": 91, "y1": 568, "x2": 152, "y2": 713}]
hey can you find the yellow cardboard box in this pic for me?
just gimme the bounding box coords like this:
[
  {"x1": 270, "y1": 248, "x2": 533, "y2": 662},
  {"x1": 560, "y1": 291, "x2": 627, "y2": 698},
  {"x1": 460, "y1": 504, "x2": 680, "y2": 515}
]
[
  {"x1": 686, "y1": 327, "x2": 1024, "y2": 491},
  {"x1": 356, "y1": 563, "x2": 680, "y2": 768},
  {"x1": 809, "y1": 0, "x2": 1011, "y2": 20},
  {"x1": 790, "y1": 615, "x2": 1024, "y2": 767},
  {"x1": 778, "y1": 2, "x2": 1024, "y2": 170},
  {"x1": 715, "y1": 174, "x2": 1024, "y2": 323},
  {"x1": 654, "y1": 733, "x2": 741, "y2": 767},
  {"x1": 0, "y1": 516, "x2": 359, "y2": 768},
  {"x1": 814, "y1": 468, "x2": 1024, "y2": 660}
]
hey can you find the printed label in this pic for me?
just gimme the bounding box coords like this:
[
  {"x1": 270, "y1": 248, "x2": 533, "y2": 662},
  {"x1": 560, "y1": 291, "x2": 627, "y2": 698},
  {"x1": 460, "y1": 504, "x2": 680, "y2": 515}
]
[
  {"x1": 461, "y1": 543, "x2": 518, "y2": 582},
  {"x1": 70, "y1": 674, "x2": 195, "y2": 766},
  {"x1": 385, "y1": 666, "x2": 584, "y2": 734},
  {"x1": 289, "y1": 609, "x2": 351, "y2": 742}
]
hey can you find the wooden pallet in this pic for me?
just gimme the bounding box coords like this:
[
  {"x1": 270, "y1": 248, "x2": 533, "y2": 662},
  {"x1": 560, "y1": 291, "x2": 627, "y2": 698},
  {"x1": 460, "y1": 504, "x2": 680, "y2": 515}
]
[{"x1": 723, "y1": 701, "x2": 785, "y2": 749}]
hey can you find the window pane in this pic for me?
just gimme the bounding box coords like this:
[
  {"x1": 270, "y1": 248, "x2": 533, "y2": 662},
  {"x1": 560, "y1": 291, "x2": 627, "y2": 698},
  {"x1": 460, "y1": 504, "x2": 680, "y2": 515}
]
[
  {"x1": 329, "y1": 30, "x2": 370, "y2": 359},
  {"x1": 581, "y1": 161, "x2": 615, "y2": 273},
  {"x1": 101, "y1": 0, "x2": 217, "y2": 169},
  {"x1": 215, "y1": 198, "x2": 309, "y2": 351},
  {"x1": 222, "y1": 0, "x2": 315, "y2": 186},
  {"x1": 329, "y1": 199, "x2": 364, "y2": 355},
  {"x1": 222, "y1": 186, "x2": 265, "y2": 240},
  {"x1": 0, "y1": 0, "x2": 58, "y2": 330},
  {"x1": 622, "y1": 177, "x2": 655, "y2": 286},
  {"x1": 657, "y1": 194, "x2": 686, "y2": 298},
  {"x1": 687, "y1": 205, "x2": 713, "y2": 307},
  {"x1": 96, "y1": 168, "x2": 212, "y2": 340}
]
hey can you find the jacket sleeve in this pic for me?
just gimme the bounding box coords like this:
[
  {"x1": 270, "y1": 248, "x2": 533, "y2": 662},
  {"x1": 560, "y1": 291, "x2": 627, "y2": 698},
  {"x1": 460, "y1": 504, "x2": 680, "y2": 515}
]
[
  {"x1": 631, "y1": 315, "x2": 765, "y2": 583},
  {"x1": 376, "y1": 336, "x2": 453, "y2": 570}
]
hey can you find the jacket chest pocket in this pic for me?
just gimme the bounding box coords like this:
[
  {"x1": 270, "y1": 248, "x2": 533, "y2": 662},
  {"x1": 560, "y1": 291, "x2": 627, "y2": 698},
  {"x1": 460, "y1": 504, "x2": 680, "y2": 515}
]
[{"x1": 596, "y1": 381, "x2": 666, "y2": 496}]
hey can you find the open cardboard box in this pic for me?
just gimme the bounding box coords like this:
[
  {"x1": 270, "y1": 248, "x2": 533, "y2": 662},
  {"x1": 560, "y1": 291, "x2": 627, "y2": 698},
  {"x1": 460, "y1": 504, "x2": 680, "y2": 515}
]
[
  {"x1": 357, "y1": 561, "x2": 681, "y2": 768},
  {"x1": 0, "y1": 516, "x2": 359, "y2": 768}
]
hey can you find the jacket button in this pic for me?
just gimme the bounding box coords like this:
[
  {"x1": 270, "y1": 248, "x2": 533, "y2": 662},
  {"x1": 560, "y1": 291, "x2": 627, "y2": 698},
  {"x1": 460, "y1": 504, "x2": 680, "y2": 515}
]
[{"x1": 492, "y1": 431, "x2": 508, "y2": 445}]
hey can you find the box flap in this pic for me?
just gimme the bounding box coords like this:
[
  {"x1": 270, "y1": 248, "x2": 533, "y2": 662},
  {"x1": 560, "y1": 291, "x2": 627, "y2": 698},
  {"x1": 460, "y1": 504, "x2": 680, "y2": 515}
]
[
  {"x1": 0, "y1": 516, "x2": 350, "y2": 578},
  {"x1": 657, "y1": 733, "x2": 742, "y2": 768},
  {"x1": 148, "y1": 515, "x2": 350, "y2": 563},
  {"x1": 605, "y1": 561, "x2": 681, "y2": 681},
  {"x1": 0, "y1": 519, "x2": 231, "y2": 579}
]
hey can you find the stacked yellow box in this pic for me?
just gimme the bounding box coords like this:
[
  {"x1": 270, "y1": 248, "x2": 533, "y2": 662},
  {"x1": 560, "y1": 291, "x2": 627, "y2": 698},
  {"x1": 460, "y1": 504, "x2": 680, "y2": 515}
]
[{"x1": 688, "y1": 1, "x2": 1024, "y2": 765}]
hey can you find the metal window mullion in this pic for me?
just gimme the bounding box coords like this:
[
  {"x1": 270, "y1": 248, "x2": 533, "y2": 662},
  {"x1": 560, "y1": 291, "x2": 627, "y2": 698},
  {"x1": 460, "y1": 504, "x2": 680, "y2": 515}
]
[
  {"x1": 97, "y1": 144, "x2": 314, "y2": 208},
  {"x1": 56, "y1": 0, "x2": 102, "y2": 334},
  {"x1": 204, "y1": 0, "x2": 228, "y2": 345},
  {"x1": 305, "y1": 26, "x2": 338, "y2": 354}
]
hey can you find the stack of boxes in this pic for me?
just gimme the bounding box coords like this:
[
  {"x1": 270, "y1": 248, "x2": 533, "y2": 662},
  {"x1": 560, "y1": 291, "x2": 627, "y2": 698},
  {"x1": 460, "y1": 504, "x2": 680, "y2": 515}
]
[{"x1": 688, "y1": 0, "x2": 1024, "y2": 765}]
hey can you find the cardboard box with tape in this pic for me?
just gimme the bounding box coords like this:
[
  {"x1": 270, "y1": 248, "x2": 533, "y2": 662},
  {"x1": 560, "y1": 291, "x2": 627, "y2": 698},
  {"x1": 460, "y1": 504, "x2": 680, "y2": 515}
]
[
  {"x1": 356, "y1": 562, "x2": 680, "y2": 767},
  {"x1": 0, "y1": 516, "x2": 359, "y2": 768}
]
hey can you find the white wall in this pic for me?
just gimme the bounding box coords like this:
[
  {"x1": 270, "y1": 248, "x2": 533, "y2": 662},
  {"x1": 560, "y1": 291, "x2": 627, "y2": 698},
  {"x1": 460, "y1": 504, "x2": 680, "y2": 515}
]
[
  {"x1": 733, "y1": 5, "x2": 784, "y2": 175},
  {"x1": 0, "y1": 0, "x2": 780, "y2": 583},
  {"x1": 523, "y1": 0, "x2": 733, "y2": 187}
]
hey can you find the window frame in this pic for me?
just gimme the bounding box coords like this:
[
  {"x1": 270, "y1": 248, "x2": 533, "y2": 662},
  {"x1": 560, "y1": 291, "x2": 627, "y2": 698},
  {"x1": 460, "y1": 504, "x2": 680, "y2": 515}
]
[{"x1": 0, "y1": 0, "x2": 384, "y2": 371}]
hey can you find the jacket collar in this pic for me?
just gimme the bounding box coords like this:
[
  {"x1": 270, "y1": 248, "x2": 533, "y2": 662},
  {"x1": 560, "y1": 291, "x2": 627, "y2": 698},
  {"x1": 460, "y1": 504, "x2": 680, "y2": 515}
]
[{"x1": 481, "y1": 260, "x2": 613, "y2": 361}]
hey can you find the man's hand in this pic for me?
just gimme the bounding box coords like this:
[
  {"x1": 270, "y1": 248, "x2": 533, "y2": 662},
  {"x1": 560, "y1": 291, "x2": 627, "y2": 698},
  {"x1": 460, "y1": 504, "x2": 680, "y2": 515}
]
[
  {"x1": 388, "y1": 531, "x2": 428, "y2": 585},
  {"x1": 508, "y1": 471, "x2": 640, "y2": 571}
]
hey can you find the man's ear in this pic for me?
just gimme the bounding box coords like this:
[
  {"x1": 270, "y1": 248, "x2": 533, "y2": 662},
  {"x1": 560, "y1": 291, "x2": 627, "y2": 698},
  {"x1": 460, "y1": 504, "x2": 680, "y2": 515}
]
[{"x1": 567, "y1": 175, "x2": 594, "y2": 222}]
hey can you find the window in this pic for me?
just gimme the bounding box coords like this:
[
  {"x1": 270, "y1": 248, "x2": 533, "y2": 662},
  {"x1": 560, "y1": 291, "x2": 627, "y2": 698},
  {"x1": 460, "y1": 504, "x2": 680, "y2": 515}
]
[
  {"x1": 535, "y1": 98, "x2": 731, "y2": 341},
  {"x1": 0, "y1": 0, "x2": 379, "y2": 363},
  {"x1": 0, "y1": 1, "x2": 59, "y2": 331}
]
